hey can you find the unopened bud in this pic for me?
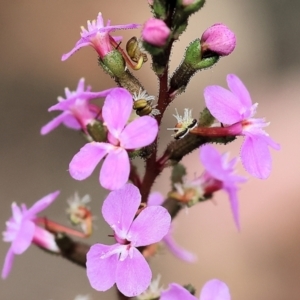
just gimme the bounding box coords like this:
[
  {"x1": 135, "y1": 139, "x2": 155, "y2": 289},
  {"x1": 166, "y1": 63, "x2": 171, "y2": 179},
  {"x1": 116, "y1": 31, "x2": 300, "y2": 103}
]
[
  {"x1": 201, "y1": 23, "x2": 236, "y2": 56},
  {"x1": 142, "y1": 18, "x2": 170, "y2": 47}
]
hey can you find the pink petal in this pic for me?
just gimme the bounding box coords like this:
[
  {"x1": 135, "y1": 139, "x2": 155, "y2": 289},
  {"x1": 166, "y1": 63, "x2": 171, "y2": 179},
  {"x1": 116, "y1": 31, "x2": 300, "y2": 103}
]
[
  {"x1": 241, "y1": 135, "x2": 271, "y2": 179},
  {"x1": 200, "y1": 279, "x2": 231, "y2": 300},
  {"x1": 204, "y1": 86, "x2": 244, "y2": 124},
  {"x1": 11, "y1": 220, "x2": 35, "y2": 254},
  {"x1": 40, "y1": 112, "x2": 73, "y2": 135},
  {"x1": 102, "y1": 88, "x2": 133, "y2": 138},
  {"x1": 227, "y1": 74, "x2": 252, "y2": 110},
  {"x1": 86, "y1": 244, "x2": 118, "y2": 291},
  {"x1": 100, "y1": 148, "x2": 130, "y2": 190},
  {"x1": 61, "y1": 41, "x2": 91, "y2": 61},
  {"x1": 120, "y1": 116, "x2": 158, "y2": 149},
  {"x1": 102, "y1": 183, "x2": 141, "y2": 235},
  {"x1": 160, "y1": 283, "x2": 196, "y2": 300},
  {"x1": 163, "y1": 231, "x2": 197, "y2": 263},
  {"x1": 225, "y1": 187, "x2": 240, "y2": 231},
  {"x1": 128, "y1": 206, "x2": 171, "y2": 247},
  {"x1": 62, "y1": 113, "x2": 82, "y2": 130},
  {"x1": 69, "y1": 142, "x2": 108, "y2": 180},
  {"x1": 1, "y1": 247, "x2": 15, "y2": 279},
  {"x1": 148, "y1": 192, "x2": 164, "y2": 206},
  {"x1": 25, "y1": 191, "x2": 60, "y2": 219},
  {"x1": 200, "y1": 145, "x2": 227, "y2": 181},
  {"x1": 116, "y1": 247, "x2": 151, "y2": 297}
]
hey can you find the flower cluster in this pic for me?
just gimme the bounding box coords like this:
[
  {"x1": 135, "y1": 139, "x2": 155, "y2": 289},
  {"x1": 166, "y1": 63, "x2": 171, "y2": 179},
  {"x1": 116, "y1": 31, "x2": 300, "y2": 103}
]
[{"x1": 2, "y1": 3, "x2": 280, "y2": 300}]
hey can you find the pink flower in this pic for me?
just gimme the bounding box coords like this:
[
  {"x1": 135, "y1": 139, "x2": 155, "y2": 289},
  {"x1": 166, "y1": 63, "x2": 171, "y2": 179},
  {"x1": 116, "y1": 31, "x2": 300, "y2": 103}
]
[
  {"x1": 142, "y1": 18, "x2": 170, "y2": 47},
  {"x1": 148, "y1": 192, "x2": 197, "y2": 262},
  {"x1": 86, "y1": 184, "x2": 171, "y2": 297},
  {"x1": 198, "y1": 144, "x2": 246, "y2": 230},
  {"x1": 201, "y1": 23, "x2": 236, "y2": 56},
  {"x1": 2, "y1": 191, "x2": 60, "y2": 279},
  {"x1": 160, "y1": 279, "x2": 231, "y2": 300},
  {"x1": 69, "y1": 88, "x2": 158, "y2": 190},
  {"x1": 41, "y1": 78, "x2": 114, "y2": 135},
  {"x1": 62, "y1": 12, "x2": 140, "y2": 61},
  {"x1": 204, "y1": 74, "x2": 280, "y2": 179}
]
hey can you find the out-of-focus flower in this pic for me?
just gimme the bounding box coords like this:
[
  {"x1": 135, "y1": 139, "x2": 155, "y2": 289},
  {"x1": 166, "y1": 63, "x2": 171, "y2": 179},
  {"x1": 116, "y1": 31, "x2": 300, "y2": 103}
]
[
  {"x1": 201, "y1": 23, "x2": 236, "y2": 56},
  {"x1": 62, "y1": 12, "x2": 140, "y2": 61},
  {"x1": 198, "y1": 144, "x2": 246, "y2": 230},
  {"x1": 2, "y1": 191, "x2": 60, "y2": 279},
  {"x1": 148, "y1": 192, "x2": 197, "y2": 262},
  {"x1": 41, "y1": 78, "x2": 114, "y2": 135},
  {"x1": 160, "y1": 279, "x2": 231, "y2": 300},
  {"x1": 172, "y1": 145, "x2": 246, "y2": 230},
  {"x1": 204, "y1": 74, "x2": 280, "y2": 179},
  {"x1": 142, "y1": 18, "x2": 171, "y2": 47},
  {"x1": 137, "y1": 274, "x2": 164, "y2": 300},
  {"x1": 69, "y1": 88, "x2": 158, "y2": 190},
  {"x1": 66, "y1": 193, "x2": 93, "y2": 236},
  {"x1": 86, "y1": 184, "x2": 171, "y2": 297}
]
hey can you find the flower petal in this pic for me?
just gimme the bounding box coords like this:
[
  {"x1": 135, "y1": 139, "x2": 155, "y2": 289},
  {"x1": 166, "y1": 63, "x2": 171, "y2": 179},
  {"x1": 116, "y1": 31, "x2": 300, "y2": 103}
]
[
  {"x1": 11, "y1": 220, "x2": 35, "y2": 254},
  {"x1": 241, "y1": 135, "x2": 271, "y2": 179},
  {"x1": 25, "y1": 191, "x2": 60, "y2": 218},
  {"x1": 69, "y1": 142, "x2": 108, "y2": 180},
  {"x1": 128, "y1": 206, "x2": 171, "y2": 247},
  {"x1": 102, "y1": 183, "x2": 141, "y2": 235},
  {"x1": 120, "y1": 116, "x2": 158, "y2": 149},
  {"x1": 148, "y1": 192, "x2": 164, "y2": 206},
  {"x1": 41, "y1": 112, "x2": 73, "y2": 135},
  {"x1": 86, "y1": 244, "x2": 118, "y2": 291},
  {"x1": 163, "y1": 231, "x2": 197, "y2": 263},
  {"x1": 204, "y1": 86, "x2": 244, "y2": 124},
  {"x1": 116, "y1": 247, "x2": 151, "y2": 297},
  {"x1": 160, "y1": 283, "x2": 196, "y2": 300},
  {"x1": 102, "y1": 88, "x2": 133, "y2": 138},
  {"x1": 100, "y1": 148, "x2": 130, "y2": 190},
  {"x1": 200, "y1": 145, "x2": 227, "y2": 181},
  {"x1": 227, "y1": 74, "x2": 252, "y2": 110},
  {"x1": 1, "y1": 247, "x2": 15, "y2": 279},
  {"x1": 61, "y1": 41, "x2": 91, "y2": 61},
  {"x1": 200, "y1": 279, "x2": 231, "y2": 300},
  {"x1": 224, "y1": 187, "x2": 240, "y2": 231}
]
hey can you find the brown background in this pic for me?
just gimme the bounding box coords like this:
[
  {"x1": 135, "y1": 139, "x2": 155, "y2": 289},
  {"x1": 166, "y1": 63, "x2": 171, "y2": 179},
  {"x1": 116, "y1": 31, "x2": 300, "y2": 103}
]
[{"x1": 0, "y1": 1, "x2": 300, "y2": 299}]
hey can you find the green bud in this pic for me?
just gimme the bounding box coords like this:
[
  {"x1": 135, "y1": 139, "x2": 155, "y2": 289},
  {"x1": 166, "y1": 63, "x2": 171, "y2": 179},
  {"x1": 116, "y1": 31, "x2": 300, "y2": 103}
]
[
  {"x1": 87, "y1": 121, "x2": 107, "y2": 142},
  {"x1": 101, "y1": 50, "x2": 126, "y2": 78},
  {"x1": 170, "y1": 39, "x2": 219, "y2": 94}
]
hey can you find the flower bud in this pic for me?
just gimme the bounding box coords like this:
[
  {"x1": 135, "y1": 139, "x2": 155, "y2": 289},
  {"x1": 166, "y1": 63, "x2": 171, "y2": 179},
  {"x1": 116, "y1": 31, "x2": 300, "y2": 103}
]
[
  {"x1": 142, "y1": 18, "x2": 171, "y2": 47},
  {"x1": 200, "y1": 23, "x2": 236, "y2": 56}
]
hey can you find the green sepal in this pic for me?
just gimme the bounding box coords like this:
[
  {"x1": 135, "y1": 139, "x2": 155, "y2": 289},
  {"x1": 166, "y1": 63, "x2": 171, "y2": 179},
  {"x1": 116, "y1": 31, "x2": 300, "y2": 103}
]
[
  {"x1": 87, "y1": 121, "x2": 107, "y2": 142},
  {"x1": 152, "y1": 0, "x2": 168, "y2": 19},
  {"x1": 194, "y1": 55, "x2": 219, "y2": 69},
  {"x1": 171, "y1": 163, "x2": 187, "y2": 186},
  {"x1": 198, "y1": 107, "x2": 215, "y2": 127},
  {"x1": 101, "y1": 50, "x2": 126, "y2": 78},
  {"x1": 142, "y1": 40, "x2": 166, "y2": 56},
  {"x1": 183, "y1": 283, "x2": 196, "y2": 295}
]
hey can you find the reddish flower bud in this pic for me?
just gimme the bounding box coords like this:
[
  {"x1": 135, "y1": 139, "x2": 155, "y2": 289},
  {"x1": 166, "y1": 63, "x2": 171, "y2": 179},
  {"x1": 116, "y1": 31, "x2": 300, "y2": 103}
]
[
  {"x1": 201, "y1": 23, "x2": 236, "y2": 56},
  {"x1": 142, "y1": 18, "x2": 171, "y2": 47}
]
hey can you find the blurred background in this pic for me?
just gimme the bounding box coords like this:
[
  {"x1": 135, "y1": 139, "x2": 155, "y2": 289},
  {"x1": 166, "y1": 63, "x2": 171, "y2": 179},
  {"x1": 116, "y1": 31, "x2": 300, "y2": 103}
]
[{"x1": 0, "y1": 0, "x2": 300, "y2": 299}]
